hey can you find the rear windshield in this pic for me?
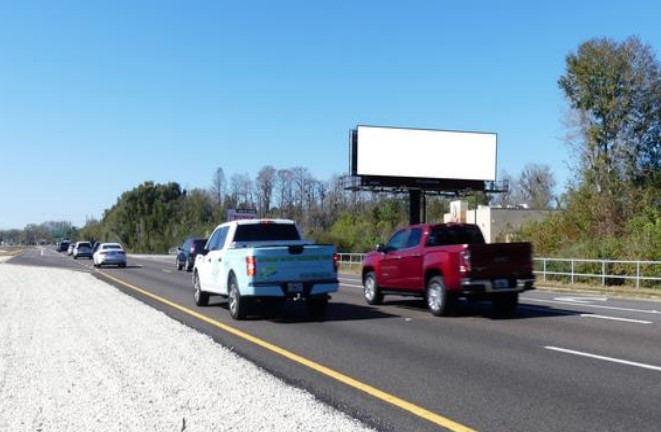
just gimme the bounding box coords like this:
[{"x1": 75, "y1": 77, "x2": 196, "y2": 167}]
[
  {"x1": 426, "y1": 225, "x2": 485, "y2": 246},
  {"x1": 78, "y1": 242, "x2": 91, "y2": 248},
  {"x1": 234, "y1": 223, "x2": 301, "y2": 242},
  {"x1": 103, "y1": 244, "x2": 122, "y2": 250}
]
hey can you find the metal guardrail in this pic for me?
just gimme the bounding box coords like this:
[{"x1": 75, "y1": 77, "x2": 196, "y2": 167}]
[{"x1": 337, "y1": 253, "x2": 661, "y2": 288}]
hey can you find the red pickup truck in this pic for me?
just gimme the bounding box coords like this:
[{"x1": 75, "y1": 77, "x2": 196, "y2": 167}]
[{"x1": 361, "y1": 223, "x2": 535, "y2": 316}]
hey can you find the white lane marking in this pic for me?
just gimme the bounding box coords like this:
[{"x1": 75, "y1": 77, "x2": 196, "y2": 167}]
[
  {"x1": 129, "y1": 255, "x2": 173, "y2": 262},
  {"x1": 40, "y1": 249, "x2": 44, "y2": 256},
  {"x1": 580, "y1": 314, "x2": 652, "y2": 324},
  {"x1": 555, "y1": 296, "x2": 608, "y2": 304},
  {"x1": 545, "y1": 346, "x2": 661, "y2": 372},
  {"x1": 341, "y1": 282, "x2": 363, "y2": 289},
  {"x1": 522, "y1": 297, "x2": 661, "y2": 315}
]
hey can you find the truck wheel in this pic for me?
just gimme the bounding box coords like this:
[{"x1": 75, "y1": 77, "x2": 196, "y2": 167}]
[
  {"x1": 176, "y1": 259, "x2": 183, "y2": 271},
  {"x1": 228, "y1": 275, "x2": 247, "y2": 320},
  {"x1": 306, "y1": 296, "x2": 329, "y2": 321},
  {"x1": 363, "y1": 272, "x2": 383, "y2": 305},
  {"x1": 426, "y1": 276, "x2": 454, "y2": 316},
  {"x1": 493, "y1": 293, "x2": 518, "y2": 315},
  {"x1": 193, "y1": 272, "x2": 210, "y2": 306},
  {"x1": 185, "y1": 258, "x2": 192, "y2": 272}
]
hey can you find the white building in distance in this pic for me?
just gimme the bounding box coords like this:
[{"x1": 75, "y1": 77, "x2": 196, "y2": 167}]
[{"x1": 444, "y1": 200, "x2": 555, "y2": 243}]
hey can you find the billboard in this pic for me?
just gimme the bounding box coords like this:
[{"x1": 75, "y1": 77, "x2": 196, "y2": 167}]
[{"x1": 352, "y1": 125, "x2": 497, "y2": 182}]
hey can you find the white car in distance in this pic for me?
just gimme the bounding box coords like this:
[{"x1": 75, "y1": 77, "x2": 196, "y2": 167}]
[{"x1": 93, "y1": 243, "x2": 127, "y2": 268}]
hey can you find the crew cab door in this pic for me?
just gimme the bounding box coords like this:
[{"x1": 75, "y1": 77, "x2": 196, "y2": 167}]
[
  {"x1": 397, "y1": 227, "x2": 424, "y2": 290},
  {"x1": 199, "y1": 226, "x2": 229, "y2": 294},
  {"x1": 379, "y1": 229, "x2": 409, "y2": 288}
]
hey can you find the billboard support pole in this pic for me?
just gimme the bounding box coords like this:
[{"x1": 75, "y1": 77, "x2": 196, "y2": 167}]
[
  {"x1": 421, "y1": 192, "x2": 427, "y2": 223},
  {"x1": 409, "y1": 190, "x2": 421, "y2": 225}
]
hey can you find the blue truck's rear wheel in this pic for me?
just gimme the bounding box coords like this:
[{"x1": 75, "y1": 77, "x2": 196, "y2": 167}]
[{"x1": 228, "y1": 275, "x2": 248, "y2": 320}]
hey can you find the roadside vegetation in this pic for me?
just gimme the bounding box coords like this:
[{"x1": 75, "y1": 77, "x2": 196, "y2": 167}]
[
  {"x1": 2, "y1": 36, "x2": 660, "y2": 274},
  {"x1": 515, "y1": 36, "x2": 661, "y2": 267}
]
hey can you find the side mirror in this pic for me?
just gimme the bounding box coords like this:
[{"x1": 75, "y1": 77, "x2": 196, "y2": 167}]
[
  {"x1": 200, "y1": 248, "x2": 209, "y2": 256},
  {"x1": 375, "y1": 243, "x2": 386, "y2": 253}
]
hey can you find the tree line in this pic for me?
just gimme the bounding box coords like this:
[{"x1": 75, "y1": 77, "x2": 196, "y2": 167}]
[{"x1": 1, "y1": 160, "x2": 556, "y2": 253}]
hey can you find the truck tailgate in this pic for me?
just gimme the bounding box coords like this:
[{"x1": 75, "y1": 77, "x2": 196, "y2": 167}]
[
  {"x1": 467, "y1": 242, "x2": 533, "y2": 279},
  {"x1": 251, "y1": 245, "x2": 336, "y2": 282}
]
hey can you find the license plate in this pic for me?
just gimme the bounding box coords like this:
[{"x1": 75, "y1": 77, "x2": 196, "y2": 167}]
[
  {"x1": 288, "y1": 282, "x2": 303, "y2": 293},
  {"x1": 494, "y1": 279, "x2": 509, "y2": 289}
]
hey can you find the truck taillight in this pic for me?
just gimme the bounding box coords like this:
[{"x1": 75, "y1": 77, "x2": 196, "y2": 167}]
[
  {"x1": 246, "y1": 256, "x2": 256, "y2": 277},
  {"x1": 460, "y1": 250, "x2": 471, "y2": 273},
  {"x1": 333, "y1": 253, "x2": 339, "y2": 272}
]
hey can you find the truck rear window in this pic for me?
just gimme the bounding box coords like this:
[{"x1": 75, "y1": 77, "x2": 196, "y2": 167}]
[
  {"x1": 427, "y1": 226, "x2": 485, "y2": 246},
  {"x1": 234, "y1": 224, "x2": 301, "y2": 242}
]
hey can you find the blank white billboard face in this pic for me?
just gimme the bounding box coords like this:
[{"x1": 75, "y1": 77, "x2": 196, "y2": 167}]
[{"x1": 356, "y1": 126, "x2": 497, "y2": 181}]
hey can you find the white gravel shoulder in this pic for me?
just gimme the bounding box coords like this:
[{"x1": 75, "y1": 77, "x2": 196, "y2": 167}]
[{"x1": 0, "y1": 264, "x2": 376, "y2": 432}]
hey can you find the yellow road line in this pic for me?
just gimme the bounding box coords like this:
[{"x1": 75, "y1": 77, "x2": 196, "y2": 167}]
[{"x1": 98, "y1": 271, "x2": 477, "y2": 432}]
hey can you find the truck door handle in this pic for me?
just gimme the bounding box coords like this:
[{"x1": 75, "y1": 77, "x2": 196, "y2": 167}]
[{"x1": 217, "y1": 258, "x2": 222, "y2": 262}]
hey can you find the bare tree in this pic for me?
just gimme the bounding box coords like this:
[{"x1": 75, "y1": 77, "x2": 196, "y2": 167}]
[
  {"x1": 229, "y1": 173, "x2": 254, "y2": 208},
  {"x1": 210, "y1": 167, "x2": 226, "y2": 207},
  {"x1": 516, "y1": 163, "x2": 556, "y2": 209},
  {"x1": 276, "y1": 169, "x2": 294, "y2": 215},
  {"x1": 255, "y1": 165, "x2": 276, "y2": 217},
  {"x1": 291, "y1": 167, "x2": 312, "y2": 210}
]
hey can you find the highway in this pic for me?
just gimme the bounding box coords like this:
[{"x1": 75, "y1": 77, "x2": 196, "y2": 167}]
[{"x1": 9, "y1": 247, "x2": 661, "y2": 432}]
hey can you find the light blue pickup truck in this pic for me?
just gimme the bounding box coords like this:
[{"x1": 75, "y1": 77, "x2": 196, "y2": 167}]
[{"x1": 193, "y1": 219, "x2": 339, "y2": 320}]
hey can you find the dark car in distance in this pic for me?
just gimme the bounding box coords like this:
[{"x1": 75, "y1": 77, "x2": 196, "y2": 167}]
[
  {"x1": 57, "y1": 241, "x2": 71, "y2": 252},
  {"x1": 176, "y1": 237, "x2": 207, "y2": 271}
]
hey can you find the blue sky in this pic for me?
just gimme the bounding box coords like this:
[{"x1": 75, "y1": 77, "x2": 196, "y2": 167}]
[{"x1": 1, "y1": 0, "x2": 660, "y2": 230}]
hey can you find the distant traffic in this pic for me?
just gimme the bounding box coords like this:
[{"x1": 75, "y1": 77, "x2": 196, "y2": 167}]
[{"x1": 56, "y1": 240, "x2": 127, "y2": 268}]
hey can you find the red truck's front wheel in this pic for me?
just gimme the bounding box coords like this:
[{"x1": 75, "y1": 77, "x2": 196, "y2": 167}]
[{"x1": 426, "y1": 276, "x2": 455, "y2": 316}]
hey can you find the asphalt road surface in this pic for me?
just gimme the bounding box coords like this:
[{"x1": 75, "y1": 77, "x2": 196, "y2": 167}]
[{"x1": 9, "y1": 247, "x2": 661, "y2": 432}]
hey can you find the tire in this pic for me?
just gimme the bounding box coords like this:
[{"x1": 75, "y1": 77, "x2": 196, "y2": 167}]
[
  {"x1": 73, "y1": 255, "x2": 78, "y2": 260},
  {"x1": 185, "y1": 258, "x2": 192, "y2": 272},
  {"x1": 193, "y1": 272, "x2": 210, "y2": 306},
  {"x1": 426, "y1": 276, "x2": 454, "y2": 316},
  {"x1": 493, "y1": 293, "x2": 518, "y2": 315},
  {"x1": 306, "y1": 296, "x2": 329, "y2": 321},
  {"x1": 363, "y1": 271, "x2": 384, "y2": 305},
  {"x1": 176, "y1": 259, "x2": 183, "y2": 271},
  {"x1": 228, "y1": 274, "x2": 247, "y2": 320}
]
